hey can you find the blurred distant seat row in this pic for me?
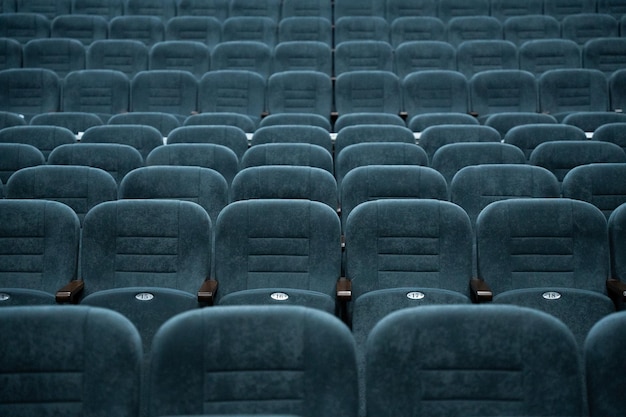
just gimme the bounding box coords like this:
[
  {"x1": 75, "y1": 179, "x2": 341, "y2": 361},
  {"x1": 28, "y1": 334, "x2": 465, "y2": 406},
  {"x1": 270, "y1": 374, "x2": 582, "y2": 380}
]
[{"x1": 2, "y1": 0, "x2": 626, "y2": 21}]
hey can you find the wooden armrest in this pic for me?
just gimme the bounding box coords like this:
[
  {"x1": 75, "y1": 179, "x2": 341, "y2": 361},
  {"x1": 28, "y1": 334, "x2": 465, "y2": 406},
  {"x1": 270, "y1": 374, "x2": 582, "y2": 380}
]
[
  {"x1": 55, "y1": 280, "x2": 84, "y2": 304},
  {"x1": 470, "y1": 278, "x2": 493, "y2": 303},
  {"x1": 198, "y1": 279, "x2": 218, "y2": 306},
  {"x1": 337, "y1": 277, "x2": 352, "y2": 301},
  {"x1": 607, "y1": 279, "x2": 626, "y2": 303}
]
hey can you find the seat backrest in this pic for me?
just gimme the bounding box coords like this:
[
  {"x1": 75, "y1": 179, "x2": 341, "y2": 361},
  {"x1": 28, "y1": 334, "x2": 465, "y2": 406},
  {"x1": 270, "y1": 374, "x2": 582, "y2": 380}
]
[
  {"x1": 119, "y1": 165, "x2": 228, "y2": 223},
  {"x1": 267, "y1": 70, "x2": 332, "y2": 118},
  {"x1": 29, "y1": 112, "x2": 103, "y2": 135},
  {"x1": 214, "y1": 200, "x2": 342, "y2": 302},
  {"x1": 402, "y1": 70, "x2": 468, "y2": 117},
  {"x1": 0, "y1": 68, "x2": 60, "y2": 120},
  {"x1": 198, "y1": 69, "x2": 266, "y2": 127},
  {"x1": 108, "y1": 15, "x2": 165, "y2": 46},
  {"x1": 228, "y1": 0, "x2": 281, "y2": 21},
  {"x1": 0, "y1": 305, "x2": 141, "y2": 415},
  {"x1": 108, "y1": 111, "x2": 180, "y2": 137},
  {"x1": 529, "y1": 140, "x2": 626, "y2": 183},
  {"x1": 334, "y1": 0, "x2": 385, "y2": 19},
  {"x1": 0, "y1": 200, "x2": 79, "y2": 304},
  {"x1": 251, "y1": 125, "x2": 332, "y2": 153},
  {"x1": 390, "y1": 17, "x2": 446, "y2": 47},
  {"x1": 81, "y1": 199, "x2": 211, "y2": 296},
  {"x1": 431, "y1": 142, "x2": 526, "y2": 185},
  {"x1": 241, "y1": 143, "x2": 333, "y2": 174},
  {"x1": 176, "y1": 0, "x2": 229, "y2": 21},
  {"x1": 272, "y1": 41, "x2": 332, "y2": 74},
  {"x1": 131, "y1": 70, "x2": 198, "y2": 119},
  {"x1": 334, "y1": 124, "x2": 416, "y2": 157},
  {"x1": 167, "y1": 125, "x2": 248, "y2": 160},
  {"x1": 80, "y1": 124, "x2": 163, "y2": 161},
  {"x1": 149, "y1": 305, "x2": 358, "y2": 417},
  {"x1": 503, "y1": 123, "x2": 588, "y2": 160},
  {"x1": 562, "y1": 163, "x2": 626, "y2": 219},
  {"x1": 340, "y1": 166, "x2": 448, "y2": 228},
  {"x1": 334, "y1": 40, "x2": 393, "y2": 75},
  {"x1": 335, "y1": 142, "x2": 429, "y2": 185},
  {"x1": 126, "y1": 0, "x2": 176, "y2": 19},
  {"x1": 334, "y1": 16, "x2": 390, "y2": 44},
  {"x1": 221, "y1": 16, "x2": 277, "y2": 46},
  {"x1": 335, "y1": 70, "x2": 401, "y2": 116},
  {"x1": 484, "y1": 112, "x2": 558, "y2": 138},
  {"x1": 6, "y1": 165, "x2": 117, "y2": 225},
  {"x1": 277, "y1": 17, "x2": 333, "y2": 45},
  {"x1": 562, "y1": 111, "x2": 626, "y2": 132},
  {"x1": 0, "y1": 143, "x2": 45, "y2": 183},
  {"x1": 62, "y1": 69, "x2": 130, "y2": 119},
  {"x1": 394, "y1": 41, "x2": 455, "y2": 77},
  {"x1": 450, "y1": 164, "x2": 561, "y2": 227},
  {"x1": 386, "y1": 0, "x2": 437, "y2": 22},
  {"x1": 419, "y1": 124, "x2": 502, "y2": 163},
  {"x1": 609, "y1": 202, "x2": 626, "y2": 282},
  {"x1": 456, "y1": 40, "x2": 518, "y2": 78},
  {"x1": 164, "y1": 16, "x2": 221, "y2": 47},
  {"x1": 334, "y1": 113, "x2": 406, "y2": 132},
  {"x1": 0, "y1": 13, "x2": 50, "y2": 44},
  {"x1": 583, "y1": 37, "x2": 626, "y2": 77},
  {"x1": 231, "y1": 165, "x2": 338, "y2": 210},
  {"x1": 519, "y1": 39, "x2": 582, "y2": 76},
  {"x1": 149, "y1": 40, "x2": 211, "y2": 78},
  {"x1": 146, "y1": 143, "x2": 239, "y2": 185},
  {"x1": 610, "y1": 68, "x2": 626, "y2": 111},
  {"x1": 281, "y1": 0, "x2": 332, "y2": 19},
  {"x1": 408, "y1": 112, "x2": 479, "y2": 132},
  {"x1": 366, "y1": 304, "x2": 584, "y2": 417},
  {"x1": 469, "y1": 69, "x2": 538, "y2": 119},
  {"x1": 0, "y1": 125, "x2": 76, "y2": 160},
  {"x1": 437, "y1": 0, "x2": 490, "y2": 21},
  {"x1": 446, "y1": 16, "x2": 502, "y2": 47},
  {"x1": 87, "y1": 40, "x2": 149, "y2": 78},
  {"x1": 48, "y1": 143, "x2": 144, "y2": 184},
  {"x1": 503, "y1": 14, "x2": 561, "y2": 46},
  {"x1": 184, "y1": 112, "x2": 257, "y2": 133},
  {"x1": 490, "y1": 0, "x2": 543, "y2": 21},
  {"x1": 23, "y1": 38, "x2": 85, "y2": 77},
  {"x1": 0, "y1": 37, "x2": 21, "y2": 71},
  {"x1": 477, "y1": 198, "x2": 609, "y2": 294},
  {"x1": 543, "y1": 0, "x2": 597, "y2": 20},
  {"x1": 0, "y1": 111, "x2": 27, "y2": 129},
  {"x1": 210, "y1": 40, "x2": 272, "y2": 78},
  {"x1": 593, "y1": 121, "x2": 626, "y2": 153},
  {"x1": 562, "y1": 13, "x2": 619, "y2": 45},
  {"x1": 51, "y1": 14, "x2": 108, "y2": 45},
  {"x1": 71, "y1": 0, "x2": 124, "y2": 19},
  {"x1": 538, "y1": 68, "x2": 608, "y2": 119},
  {"x1": 258, "y1": 113, "x2": 331, "y2": 131}
]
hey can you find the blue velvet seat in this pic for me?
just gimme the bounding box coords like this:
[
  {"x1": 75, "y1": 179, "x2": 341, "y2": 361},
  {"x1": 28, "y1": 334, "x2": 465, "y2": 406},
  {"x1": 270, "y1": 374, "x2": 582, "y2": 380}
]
[
  {"x1": 0, "y1": 143, "x2": 45, "y2": 183},
  {"x1": 266, "y1": 70, "x2": 332, "y2": 121},
  {"x1": 563, "y1": 163, "x2": 626, "y2": 219},
  {"x1": 131, "y1": 70, "x2": 198, "y2": 122},
  {"x1": 71, "y1": 0, "x2": 124, "y2": 19},
  {"x1": 211, "y1": 41, "x2": 272, "y2": 78},
  {"x1": 0, "y1": 13, "x2": 50, "y2": 44},
  {"x1": 334, "y1": 16, "x2": 390, "y2": 44},
  {"x1": 23, "y1": 38, "x2": 85, "y2": 77},
  {"x1": 167, "y1": 125, "x2": 248, "y2": 161},
  {"x1": 0, "y1": 125, "x2": 76, "y2": 160},
  {"x1": 108, "y1": 15, "x2": 164, "y2": 46},
  {"x1": 562, "y1": 13, "x2": 618, "y2": 45},
  {"x1": 164, "y1": 16, "x2": 222, "y2": 46},
  {"x1": 149, "y1": 41, "x2": 211, "y2": 78},
  {"x1": 469, "y1": 70, "x2": 538, "y2": 122},
  {"x1": 221, "y1": 16, "x2": 277, "y2": 46},
  {"x1": 394, "y1": 41, "x2": 456, "y2": 77},
  {"x1": 272, "y1": 42, "x2": 332, "y2": 74},
  {"x1": 503, "y1": 15, "x2": 561, "y2": 46},
  {"x1": 241, "y1": 143, "x2": 333, "y2": 174},
  {"x1": 446, "y1": 16, "x2": 502, "y2": 47},
  {"x1": 108, "y1": 111, "x2": 180, "y2": 137},
  {"x1": 277, "y1": 17, "x2": 332, "y2": 46},
  {"x1": 519, "y1": 39, "x2": 581, "y2": 77},
  {"x1": 390, "y1": 17, "x2": 446, "y2": 47},
  {"x1": 0, "y1": 37, "x2": 21, "y2": 70},
  {"x1": 334, "y1": 124, "x2": 416, "y2": 158},
  {"x1": 80, "y1": 124, "x2": 164, "y2": 162},
  {"x1": 176, "y1": 0, "x2": 228, "y2": 21},
  {"x1": 30, "y1": 112, "x2": 103, "y2": 135},
  {"x1": 418, "y1": 124, "x2": 501, "y2": 164},
  {"x1": 87, "y1": 40, "x2": 149, "y2": 78},
  {"x1": 456, "y1": 40, "x2": 518, "y2": 78},
  {"x1": 593, "y1": 121, "x2": 626, "y2": 153},
  {"x1": 0, "y1": 68, "x2": 60, "y2": 121},
  {"x1": 62, "y1": 69, "x2": 130, "y2": 121},
  {"x1": 51, "y1": 14, "x2": 108, "y2": 45},
  {"x1": 503, "y1": 123, "x2": 588, "y2": 160},
  {"x1": 251, "y1": 125, "x2": 333, "y2": 153}
]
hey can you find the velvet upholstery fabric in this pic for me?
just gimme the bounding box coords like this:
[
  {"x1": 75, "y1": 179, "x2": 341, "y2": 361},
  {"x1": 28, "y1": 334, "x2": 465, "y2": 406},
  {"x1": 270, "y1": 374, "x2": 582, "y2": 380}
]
[
  {"x1": 503, "y1": 15, "x2": 561, "y2": 46},
  {"x1": 562, "y1": 163, "x2": 626, "y2": 219},
  {"x1": 0, "y1": 200, "x2": 79, "y2": 305},
  {"x1": 0, "y1": 13, "x2": 50, "y2": 44},
  {"x1": 334, "y1": 70, "x2": 401, "y2": 116},
  {"x1": 251, "y1": 125, "x2": 333, "y2": 153},
  {"x1": 81, "y1": 124, "x2": 163, "y2": 161},
  {"x1": 119, "y1": 165, "x2": 228, "y2": 222},
  {"x1": 334, "y1": 124, "x2": 416, "y2": 157},
  {"x1": 334, "y1": 40, "x2": 393, "y2": 75},
  {"x1": 6, "y1": 165, "x2": 117, "y2": 225},
  {"x1": 281, "y1": 0, "x2": 332, "y2": 20},
  {"x1": 585, "y1": 311, "x2": 626, "y2": 416},
  {"x1": 594, "y1": 121, "x2": 626, "y2": 154},
  {"x1": 562, "y1": 111, "x2": 626, "y2": 132},
  {"x1": 165, "y1": 16, "x2": 222, "y2": 47},
  {"x1": 335, "y1": 16, "x2": 389, "y2": 44},
  {"x1": 149, "y1": 305, "x2": 358, "y2": 417},
  {"x1": 0, "y1": 68, "x2": 59, "y2": 120},
  {"x1": 176, "y1": 0, "x2": 229, "y2": 21},
  {"x1": 72, "y1": 0, "x2": 124, "y2": 19},
  {"x1": 30, "y1": 112, "x2": 103, "y2": 134},
  {"x1": 477, "y1": 198, "x2": 613, "y2": 345},
  {"x1": 437, "y1": 0, "x2": 489, "y2": 21},
  {"x1": 503, "y1": 123, "x2": 588, "y2": 160},
  {"x1": 23, "y1": 38, "x2": 85, "y2": 78},
  {"x1": 259, "y1": 113, "x2": 331, "y2": 131},
  {"x1": 544, "y1": 0, "x2": 596, "y2": 20},
  {"x1": 167, "y1": 125, "x2": 249, "y2": 160},
  {"x1": 131, "y1": 70, "x2": 198, "y2": 121},
  {"x1": 0, "y1": 143, "x2": 45, "y2": 183},
  {"x1": 333, "y1": 113, "x2": 405, "y2": 132},
  {"x1": 0, "y1": 125, "x2": 76, "y2": 160},
  {"x1": 0, "y1": 111, "x2": 27, "y2": 129},
  {"x1": 431, "y1": 142, "x2": 526, "y2": 185},
  {"x1": 109, "y1": 16, "x2": 165, "y2": 46},
  {"x1": 469, "y1": 70, "x2": 538, "y2": 120},
  {"x1": 402, "y1": 69, "x2": 467, "y2": 116},
  {"x1": 390, "y1": 18, "x2": 446, "y2": 48},
  {"x1": 609, "y1": 202, "x2": 626, "y2": 281},
  {"x1": 0, "y1": 305, "x2": 142, "y2": 416},
  {"x1": 267, "y1": 70, "x2": 332, "y2": 118},
  {"x1": 125, "y1": 0, "x2": 177, "y2": 19},
  {"x1": 335, "y1": 142, "x2": 428, "y2": 186},
  {"x1": 334, "y1": 0, "x2": 384, "y2": 19},
  {"x1": 109, "y1": 111, "x2": 180, "y2": 136},
  {"x1": 447, "y1": 16, "x2": 502, "y2": 46},
  {"x1": 16, "y1": 0, "x2": 70, "y2": 17},
  {"x1": 608, "y1": 69, "x2": 626, "y2": 111},
  {"x1": 538, "y1": 69, "x2": 609, "y2": 120},
  {"x1": 86, "y1": 40, "x2": 149, "y2": 78},
  {"x1": 222, "y1": 16, "x2": 277, "y2": 46},
  {"x1": 146, "y1": 143, "x2": 239, "y2": 185},
  {"x1": 62, "y1": 69, "x2": 130, "y2": 120},
  {"x1": 48, "y1": 143, "x2": 144, "y2": 184},
  {"x1": 241, "y1": 143, "x2": 333, "y2": 174},
  {"x1": 519, "y1": 39, "x2": 582, "y2": 76},
  {"x1": 214, "y1": 199, "x2": 341, "y2": 308},
  {"x1": 418, "y1": 124, "x2": 502, "y2": 163},
  {"x1": 211, "y1": 41, "x2": 272, "y2": 78},
  {"x1": 408, "y1": 112, "x2": 478, "y2": 132},
  {"x1": 184, "y1": 112, "x2": 257, "y2": 134},
  {"x1": 386, "y1": 0, "x2": 437, "y2": 23},
  {"x1": 456, "y1": 40, "x2": 518, "y2": 78},
  {"x1": 597, "y1": 0, "x2": 626, "y2": 17},
  {"x1": 273, "y1": 39, "x2": 332, "y2": 74},
  {"x1": 198, "y1": 70, "x2": 266, "y2": 127},
  {"x1": 490, "y1": 0, "x2": 543, "y2": 21},
  {"x1": 231, "y1": 166, "x2": 338, "y2": 210},
  {"x1": 366, "y1": 304, "x2": 585, "y2": 417},
  {"x1": 229, "y1": 0, "x2": 281, "y2": 21},
  {"x1": 149, "y1": 41, "x2": 211, "y2": 78},
  {"x1": 340, "y1": 165, "x2": 448, "y2": 227},
  {"x1": 277, "y1": 19, "x2": 332, "y2": 47},
  {"x1": 562, "y1": 13, "x2": 618, "y2": 45},
  {"x1": 51, "y1": 15, "x2": 109, "y2": 45},
  {"x1": 484, "y1": 112, "x2": 557, "y2": 137},
  {"x1": 529, "y1": 140, "x2": 626, "y2": 183}
]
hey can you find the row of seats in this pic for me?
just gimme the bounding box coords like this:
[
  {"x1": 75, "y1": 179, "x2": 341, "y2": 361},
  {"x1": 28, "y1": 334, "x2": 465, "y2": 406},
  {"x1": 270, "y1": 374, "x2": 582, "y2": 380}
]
[
  {"x1": 4, "y1": 13, "x2": 626, "y2": 47},
  {"x1": 3, "y1": 0, "x2": 626, "y2": 21},
  {"x1": 5, "y1": 36, "x2": 626, "y2": 79},
  {"x1": 3, "y1": 67, "x2": 626, "y2": 130},
  {"x1": 4, "y1": 303, "x2": 626, "y2": 417}
]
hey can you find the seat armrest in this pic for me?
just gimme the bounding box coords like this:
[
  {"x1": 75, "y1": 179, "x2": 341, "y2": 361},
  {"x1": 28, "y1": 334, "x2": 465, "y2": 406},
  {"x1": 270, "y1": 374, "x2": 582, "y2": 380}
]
[
  {"x1": 55, "y1": 280, "x2": 85, "y2": 304},
  {"x1": 607, "y1": 279, "x2": 626, "y2": 304},
  {"x1": 470, "y1": 278, "x2": 493, "y2": 303},
  {"x1": 337, "y1": 277, "x2": 352, "y2": 301},
  {"x1": 198, "y1": 278, "x2": 218, "y2": 306}
]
